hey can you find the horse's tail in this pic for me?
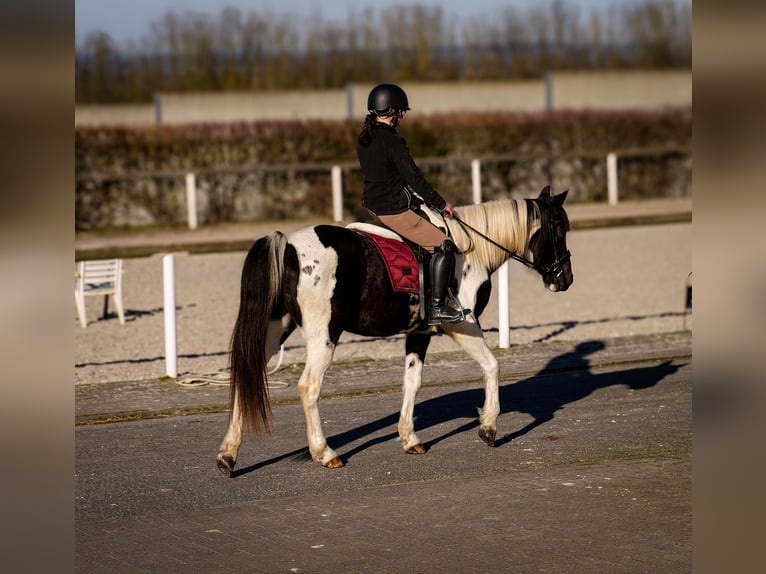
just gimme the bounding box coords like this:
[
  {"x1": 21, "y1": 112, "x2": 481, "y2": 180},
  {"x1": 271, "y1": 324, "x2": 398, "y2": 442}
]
[{"x1": 229, "y1": 231, "x2": 288, "y2": 433}]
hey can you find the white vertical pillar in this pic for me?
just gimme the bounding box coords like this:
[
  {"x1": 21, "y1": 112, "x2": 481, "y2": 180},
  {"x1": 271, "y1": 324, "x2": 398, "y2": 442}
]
[
  {"x1": 471, "y1": 158, "x2": 482, "y2": 205},
  {"x1": 498, "y1": 262, "x2": 510, "y2": 348},
  {"x1": 163, "y1": 254, "x2": 178, "y2": 378},
  {"x1": 607, "y1": 152, "x2": 618, "y2": 206},
  {"x1": 331, "y1": 165, "x2": 343, "y2": 222},
  {"x1": 185, "y1": 172, "x2": 198, "y2": 229},
  {"x1": 472, "y1": 157, "x2": 511, "y2": 348}
]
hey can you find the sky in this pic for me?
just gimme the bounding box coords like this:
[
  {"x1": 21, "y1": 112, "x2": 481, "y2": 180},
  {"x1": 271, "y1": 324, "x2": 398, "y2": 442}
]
[{"x1": 75, "y1": 0, "x2": 633, "y2": 46}]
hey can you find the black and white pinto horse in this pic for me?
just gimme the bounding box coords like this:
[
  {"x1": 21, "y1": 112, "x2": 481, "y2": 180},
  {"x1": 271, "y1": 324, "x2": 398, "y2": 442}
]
[{"x1": 217, "y1": 186, "x2": 573, "y2": 475}]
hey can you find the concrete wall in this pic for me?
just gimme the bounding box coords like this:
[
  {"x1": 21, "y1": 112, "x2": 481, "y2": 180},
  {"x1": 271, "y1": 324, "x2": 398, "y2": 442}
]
[
  {"x1": 550, "y1": 70, "x2": 692, "y2": 110},
  {"x1": 75, "y1": 70, "x2": 691, "y2": 127},
  {"x1": 160, "y1": 89, "x2": 348, "y2": 123},
  {"x1": 75, "y1": 104, "x2": 155, "y2": 127},
  {"x1": 349, "y1": 79, "x2": 546, "y2": 116}
]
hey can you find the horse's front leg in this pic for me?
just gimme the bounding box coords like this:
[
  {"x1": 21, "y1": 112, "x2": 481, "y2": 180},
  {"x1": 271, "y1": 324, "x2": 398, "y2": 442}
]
[
  {"x1": 443, "y1": 320, "x2": 499, "y2": 446},
  {"x1": 298, "y1": 337, "x2": 342, "y2": 468},
  {"x1": 398, "y1": 332, "x2": 432, "y2": 454}
]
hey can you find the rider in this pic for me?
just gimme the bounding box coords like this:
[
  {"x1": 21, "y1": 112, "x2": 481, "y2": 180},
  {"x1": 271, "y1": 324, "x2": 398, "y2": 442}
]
[{"x1": 357, "y1": 83, "x2": 463, "y2": 324}]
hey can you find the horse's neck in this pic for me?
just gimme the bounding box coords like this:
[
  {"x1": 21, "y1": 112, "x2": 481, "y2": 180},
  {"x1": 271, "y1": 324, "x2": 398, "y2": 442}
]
[{"x1": 447, "y1": 199, "x2": 538, "y2": 270}]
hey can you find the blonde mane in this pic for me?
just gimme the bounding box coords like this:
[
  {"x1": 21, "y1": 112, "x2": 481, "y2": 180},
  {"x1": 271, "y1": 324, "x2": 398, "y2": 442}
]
[{"x1": 445, "y1": 199, "x2": 541, "y2": 271}]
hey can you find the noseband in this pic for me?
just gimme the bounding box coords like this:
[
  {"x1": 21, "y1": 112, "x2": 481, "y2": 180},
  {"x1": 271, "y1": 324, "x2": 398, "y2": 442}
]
[{"x1": 450, "y1": 211, "x2": 571, "y2": 278}]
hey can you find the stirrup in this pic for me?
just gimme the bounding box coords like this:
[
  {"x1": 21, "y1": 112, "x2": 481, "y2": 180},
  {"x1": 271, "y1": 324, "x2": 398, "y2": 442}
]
[
  {"x1": 447, "y1": 288, "x2": 472, "y2": 320},
  {"x1": 428, "y1": 291, "x2": 470, "y2": 325},
  {"x1": 428, "y1": 305, "x2": 464, "y2": 325}
]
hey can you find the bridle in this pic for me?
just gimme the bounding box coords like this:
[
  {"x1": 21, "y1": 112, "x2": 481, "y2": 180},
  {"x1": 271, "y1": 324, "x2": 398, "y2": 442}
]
[{"x1": 449, "y1": 208, "x2": 571, "y2": 279}]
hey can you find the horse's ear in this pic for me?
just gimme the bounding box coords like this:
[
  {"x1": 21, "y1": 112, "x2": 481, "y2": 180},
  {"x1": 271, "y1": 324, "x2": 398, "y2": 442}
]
[
  {"x1": 538, "y1": 185, "x2": 552, "y2": 200},
  {"x1": 554, "y1": 189, "x2": 569, "y2": 205}
]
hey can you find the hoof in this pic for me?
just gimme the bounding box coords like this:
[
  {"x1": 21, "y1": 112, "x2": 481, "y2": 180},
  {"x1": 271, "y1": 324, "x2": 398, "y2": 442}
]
[
  {"x1": 324, "y1": 457, "x2": 344, "y2": 469},
  {"x1": 478, "y1": 428, "x2": 496, "y2": 447},
  {"x1": 405, "y1": 444, "x2": 426, "y2": 455},
  {"x1": 216, "y1": 454, "x2": 235, "y2": 477}
]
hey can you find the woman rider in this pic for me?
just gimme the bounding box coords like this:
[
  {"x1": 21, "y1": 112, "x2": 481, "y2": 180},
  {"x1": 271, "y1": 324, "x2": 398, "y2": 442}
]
[{"x1": 357, "y1": 83, "x2": 463, "y2": 324}]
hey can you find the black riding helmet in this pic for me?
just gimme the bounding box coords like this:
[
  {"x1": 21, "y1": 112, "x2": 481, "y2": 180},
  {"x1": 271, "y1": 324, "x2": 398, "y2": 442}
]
[{"x1": 367, "y1": 83, "x2": 410, "y2": 115}]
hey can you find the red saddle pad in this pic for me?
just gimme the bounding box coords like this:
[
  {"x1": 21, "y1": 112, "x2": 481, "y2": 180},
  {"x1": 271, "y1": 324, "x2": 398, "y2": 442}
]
[{"x1": 355, "y1": 230, "x2": 420, "y2": 294}]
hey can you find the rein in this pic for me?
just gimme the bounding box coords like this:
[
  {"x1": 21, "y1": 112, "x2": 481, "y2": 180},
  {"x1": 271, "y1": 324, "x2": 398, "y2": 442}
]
[{"x1": 448, "y1": 210, "x2": 571, "y2": 278}]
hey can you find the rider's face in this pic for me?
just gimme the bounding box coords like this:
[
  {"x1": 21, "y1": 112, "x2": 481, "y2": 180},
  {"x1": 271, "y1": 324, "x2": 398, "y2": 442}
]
[
  {"x1": 391, "y1": 108, "x2": 406, "y2": 127},
  {"x1": 377, "y1": 108, "x2": 407, "y2": 128}
]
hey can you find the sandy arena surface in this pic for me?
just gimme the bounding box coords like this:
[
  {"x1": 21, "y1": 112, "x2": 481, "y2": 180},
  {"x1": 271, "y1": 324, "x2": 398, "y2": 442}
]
[{"x1": 75, "y1": 221, "x2": 692, "y2": 385}]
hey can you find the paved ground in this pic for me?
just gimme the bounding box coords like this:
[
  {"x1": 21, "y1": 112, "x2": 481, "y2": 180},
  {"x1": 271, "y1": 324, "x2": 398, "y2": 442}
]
[
  {"x1": 75, "y1": 334, "x2": 691, "y2": 573},
  {"x1": 74, "y1": 198, "x2": 692, "y2": 573}
]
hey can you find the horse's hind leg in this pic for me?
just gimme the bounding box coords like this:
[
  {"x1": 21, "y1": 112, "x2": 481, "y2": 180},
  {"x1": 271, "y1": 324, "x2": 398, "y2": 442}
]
[
  {"x1": 398, "y1": 332, "x2": 431, "y2": 454},
  {"x1": 443, "y1": 320, "x2": 499, "y2": 446},
  {"x1": 216, "y1": 397, "x2": 242, "y2": 477},
  {"x1": 216, "y1": 316, "x2": 292, "y2": 477},
  {"x1": 299, "y1": 336, "x2": 342, "y2": 468}
]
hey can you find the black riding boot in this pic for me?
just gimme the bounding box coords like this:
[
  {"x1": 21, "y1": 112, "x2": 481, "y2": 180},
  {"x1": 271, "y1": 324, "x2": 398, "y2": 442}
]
[{"x1": 428, "y1": 240, "x2": 464, "y2": 325}]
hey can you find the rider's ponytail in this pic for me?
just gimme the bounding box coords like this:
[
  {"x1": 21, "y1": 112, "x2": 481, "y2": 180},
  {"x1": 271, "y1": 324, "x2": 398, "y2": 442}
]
[{"x1": 358, "y1": 113, "x2": 377, "y2": 146}]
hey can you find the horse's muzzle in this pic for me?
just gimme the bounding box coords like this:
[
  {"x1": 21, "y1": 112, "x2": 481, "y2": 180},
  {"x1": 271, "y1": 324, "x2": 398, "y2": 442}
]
[{"x1": 545, "y1": 262, "x2": 573, "y2": 293}]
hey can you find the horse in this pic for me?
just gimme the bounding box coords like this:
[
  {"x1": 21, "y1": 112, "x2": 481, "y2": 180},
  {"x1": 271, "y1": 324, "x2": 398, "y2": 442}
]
[{"x1": 216, "y1": 185, "x2": 573, "y2": 476}]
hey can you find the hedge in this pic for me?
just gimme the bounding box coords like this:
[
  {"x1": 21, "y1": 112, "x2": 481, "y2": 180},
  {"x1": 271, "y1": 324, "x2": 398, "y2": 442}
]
[{"x1": 75, "y1": 108, "x2": 691, "y2": 229}]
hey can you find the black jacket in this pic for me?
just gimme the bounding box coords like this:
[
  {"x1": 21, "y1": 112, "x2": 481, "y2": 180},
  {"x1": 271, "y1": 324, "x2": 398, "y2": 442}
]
[{"x1": 357, "y1": 123, "x2": 447, "y2": 215}]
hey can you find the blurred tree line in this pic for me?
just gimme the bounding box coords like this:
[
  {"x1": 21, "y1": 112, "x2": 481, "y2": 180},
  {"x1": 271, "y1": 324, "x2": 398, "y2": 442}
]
[{"x1": 76, "y1": 0, "x2": 691, "y2": 104}]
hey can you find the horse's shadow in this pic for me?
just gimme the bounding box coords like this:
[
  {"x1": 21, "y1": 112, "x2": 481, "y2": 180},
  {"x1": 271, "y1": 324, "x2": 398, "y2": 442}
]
[{"x1": 232, "y1": 340, "x2": 682, "y2": 476}]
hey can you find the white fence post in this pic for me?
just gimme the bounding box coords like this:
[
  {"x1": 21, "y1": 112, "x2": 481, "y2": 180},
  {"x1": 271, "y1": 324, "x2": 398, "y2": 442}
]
[
  {"x1": 163, "y1": 254, "x2": 178, "y2": 378},
  {"x1": 185, "y1": 172, "x2": 198, "y2": 229},
  {"x1": 498, "y1": 263, "x2": 510, "y2": 348},
  {"x1": 470, "y1": 158, "x2": 510, "y2": 348},
  {"x1": 471, "y1": 158, "x2": 482, "y2": 205},
  {"x1": 331, "y1": 165, "x2": 343, "y2": 222},
  {"x1": 607, "y1": 152, "x2": 618, "y2": 205}
]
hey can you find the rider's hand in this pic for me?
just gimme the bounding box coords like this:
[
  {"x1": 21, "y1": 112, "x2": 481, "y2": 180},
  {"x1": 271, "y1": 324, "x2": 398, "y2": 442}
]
[{"x1": 443, "y1": 203, "x2": 455, "y2": 218}]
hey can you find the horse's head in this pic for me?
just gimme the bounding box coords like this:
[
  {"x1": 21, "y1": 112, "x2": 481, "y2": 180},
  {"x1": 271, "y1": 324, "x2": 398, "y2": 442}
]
[{"x1": 529, "y1": 186, "x2": 573, "y2": 292}]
